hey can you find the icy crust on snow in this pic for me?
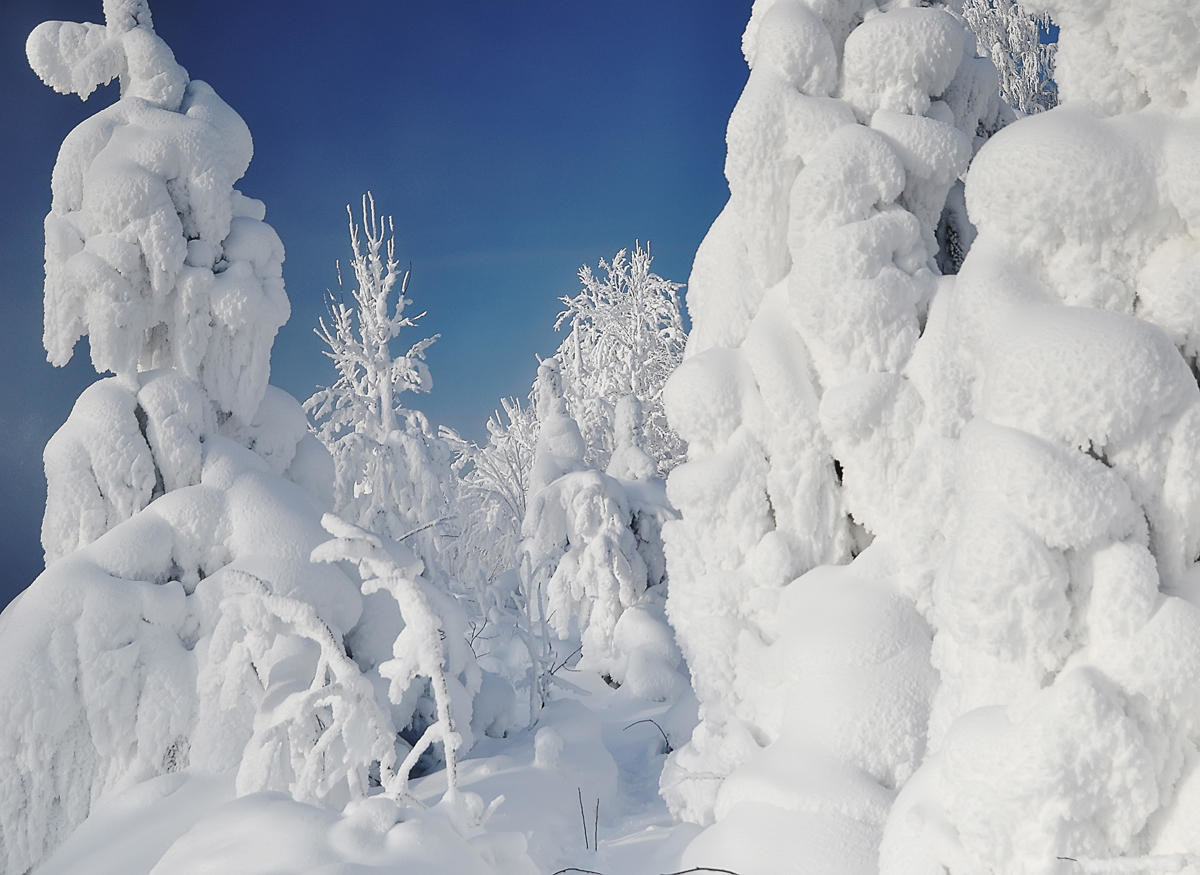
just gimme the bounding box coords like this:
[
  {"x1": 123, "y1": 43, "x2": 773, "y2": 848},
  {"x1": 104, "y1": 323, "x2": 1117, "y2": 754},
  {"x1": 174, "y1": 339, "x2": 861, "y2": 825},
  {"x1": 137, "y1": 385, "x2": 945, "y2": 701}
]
[
  {"x1": 662, "y1": 0, "x2": 1002, "y2": 845},
  {"x1": 37, "y1": 773, "x2": 538, "y2": 875},
  {"x1": 30, "y1": 4, "x2": 288, "y2": 424}
]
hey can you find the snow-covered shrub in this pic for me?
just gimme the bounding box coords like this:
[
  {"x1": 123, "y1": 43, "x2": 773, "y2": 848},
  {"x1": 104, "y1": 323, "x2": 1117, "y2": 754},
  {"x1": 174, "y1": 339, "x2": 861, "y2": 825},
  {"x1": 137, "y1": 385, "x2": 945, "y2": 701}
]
[
  {"x1": 313, "y1": 515, "x2": 485, "y2": 811},
  {"x1": 661, "y1": 1, "x2": 1005, "y2": 843},
  {"x1": 306, "y1": 194, "x2": 454, "y2": 573},
  {"x1": 555, "y1": 244, "x2": 687, "y2": 475}
]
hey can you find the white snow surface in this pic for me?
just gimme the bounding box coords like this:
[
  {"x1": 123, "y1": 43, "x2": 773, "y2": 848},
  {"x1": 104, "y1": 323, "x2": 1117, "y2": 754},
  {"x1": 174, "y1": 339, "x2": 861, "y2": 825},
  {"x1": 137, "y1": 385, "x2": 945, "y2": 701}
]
[{"x1": 33, "y1": 673, "x2": 707, "y2": 875}]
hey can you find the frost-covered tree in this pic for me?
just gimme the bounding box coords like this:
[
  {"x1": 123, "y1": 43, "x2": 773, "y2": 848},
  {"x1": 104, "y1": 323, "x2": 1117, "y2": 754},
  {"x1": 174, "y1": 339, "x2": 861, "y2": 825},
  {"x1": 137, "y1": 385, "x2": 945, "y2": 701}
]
[
  {"x1": 517, "y1": 359, "x2": 679, "y2": 715},
  {"x1": 0, "y1": 6, "x2": 394, "y2": 872},
  {"x1": 960, "y1": 0, "x2": 1057, "y2": 114},
  {"x1": 443, "y1": 396, "x2": 538, "y2": 592},
  {"x1": 306, "y1": 194, "x2": 453, "y2": 571},
  {"x1": 871, "y1": 1, "x2": 1200, "y2": 870},
  {"x1": 659, "y1": 0, "x2": 1006, "y2": 869},
  {"x1": 555, "y1": 244, "x2": 687, "y2": 475}
]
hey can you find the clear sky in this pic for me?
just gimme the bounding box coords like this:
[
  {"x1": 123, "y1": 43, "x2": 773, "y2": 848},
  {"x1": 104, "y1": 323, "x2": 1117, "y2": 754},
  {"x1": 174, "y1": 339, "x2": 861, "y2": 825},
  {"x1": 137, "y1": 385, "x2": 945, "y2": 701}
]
[{"x1": 0, "y1": 1, "x2": 750, "y2": 605}]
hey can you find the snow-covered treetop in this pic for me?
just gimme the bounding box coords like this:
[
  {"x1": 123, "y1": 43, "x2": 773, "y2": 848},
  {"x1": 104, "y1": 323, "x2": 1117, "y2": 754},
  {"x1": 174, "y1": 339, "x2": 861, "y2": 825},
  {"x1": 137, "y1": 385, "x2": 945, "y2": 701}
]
[
  {"x1": 27, "y1": 0, "x2": 186, "y2": 108},
  {"x1": 307, "y1": 193, "x2": 437, "y2": 444},
  {"x1": 529, "y1": 358, "x2": 586, "y2": 494},
  {"x1": 28, "y1": 0, "x2": 289, "y2": 422}
]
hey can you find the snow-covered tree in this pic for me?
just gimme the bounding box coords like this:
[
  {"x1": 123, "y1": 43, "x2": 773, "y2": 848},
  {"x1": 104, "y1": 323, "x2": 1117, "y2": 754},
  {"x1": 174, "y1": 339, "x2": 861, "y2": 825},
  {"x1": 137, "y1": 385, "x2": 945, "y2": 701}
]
[
  {"x1": 443, "y1": 396, "x2": 539, "y2": 592},
  {"x1": 306, "y1": 194, "x2": 453, "y2": 571},
  {"x1": 659, "y1": 0, "x2": 1006, "y2": 868},
  {"x1": 872, "y1": 1, "x2": 1200, "y2": 870},
  {"x1": 555, "y1": 244, "x2": 687, "y2": 475},
  {"x1": 0, "y1": 6, "x2": 390, "y2": 871},
  {"x1": 515, "y1": 359, "x2": 680, "y2": 717},
  {"x1": 960, "y1": 0, "x2": 1057, "y2": 114}
]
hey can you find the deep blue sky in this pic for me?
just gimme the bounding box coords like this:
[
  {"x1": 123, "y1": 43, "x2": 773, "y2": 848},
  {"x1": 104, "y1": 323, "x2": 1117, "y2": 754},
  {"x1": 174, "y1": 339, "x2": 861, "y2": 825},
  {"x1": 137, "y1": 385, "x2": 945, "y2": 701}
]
[{"x1": 0, "y1": 1, "x2": 749, "y2": 604}]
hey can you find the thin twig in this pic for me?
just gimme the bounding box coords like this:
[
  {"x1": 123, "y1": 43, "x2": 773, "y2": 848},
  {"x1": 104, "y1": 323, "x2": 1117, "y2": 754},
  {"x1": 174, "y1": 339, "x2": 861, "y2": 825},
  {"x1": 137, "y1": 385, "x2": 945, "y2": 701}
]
[
  {"x1": 549, "y1": 869, "x2": 606, "y2": 875},
  {"x1": 623, "y1": 718, "x2": 672, "y2": 752},
  {"x1": 578, "y1": 787, "x2": 589, "y2": 851},
  {"x1": 593, "y1": 795, "x2": 600, "y2": 851},
  {"x1": 552, "y1": 645, "x2": 584, "y2": 674},
  {"x1": 395, "y1": 516, "x2": 448, "y2": 543}
]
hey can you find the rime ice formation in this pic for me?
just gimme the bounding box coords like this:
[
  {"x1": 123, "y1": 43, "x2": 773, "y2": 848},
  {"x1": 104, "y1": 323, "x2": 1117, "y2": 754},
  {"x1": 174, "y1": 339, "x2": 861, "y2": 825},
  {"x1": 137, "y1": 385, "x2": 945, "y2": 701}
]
[
  {"x1": 520, "y1": 360, "x2": 679, "y2": 693},
  {"x1": 667, "y1": 0, "x2": 1200, "y2": 872},
  {"x1": 29, "y1": 2, "x2": 287, "y2": 426},
  {"x1": 661, "y1": 1, "x2": 1003, "y2": 852},
  {"x1": 877, "y1": 1, "x2": 1200, "y2": 870},
  {"x1": 1, "y1": 5, "x2": 382, "y2": 872}
]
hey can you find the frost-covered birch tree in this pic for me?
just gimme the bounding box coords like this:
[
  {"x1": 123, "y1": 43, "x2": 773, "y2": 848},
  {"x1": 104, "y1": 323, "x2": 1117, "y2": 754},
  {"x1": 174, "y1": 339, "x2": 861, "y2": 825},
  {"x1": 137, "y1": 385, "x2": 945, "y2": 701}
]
[
  {"x1": 443, "y1": 396, "x2": 539, "y2": 591},
  {"x1": 555, "y1": 244, "x2": 687, "y2": 475}
]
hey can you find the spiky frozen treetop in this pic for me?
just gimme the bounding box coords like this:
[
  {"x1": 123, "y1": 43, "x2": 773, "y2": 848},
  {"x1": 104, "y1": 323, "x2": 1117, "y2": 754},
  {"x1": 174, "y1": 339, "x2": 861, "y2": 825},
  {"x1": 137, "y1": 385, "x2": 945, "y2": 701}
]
[
  {"x1": 307, "y1": 194, "x2": 436, "y2": 446},
  {"x1": 28, "y1": 0, "x2": 288, "y2": 423},
  {"x1": 306, "y1": 195, "x2": 451, "y2": 559}
]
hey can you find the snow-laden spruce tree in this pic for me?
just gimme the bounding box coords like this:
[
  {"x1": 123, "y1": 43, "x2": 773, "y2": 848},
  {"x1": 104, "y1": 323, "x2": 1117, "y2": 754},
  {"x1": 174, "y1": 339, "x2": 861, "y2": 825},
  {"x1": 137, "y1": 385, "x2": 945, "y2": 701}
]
[
  {"x1": 306, "y1": 194, "x2": 453, "y2": 574},
  {"x1": 555, "y1": 243, "x2": 687, "y2": 476},
  {"x1": 870, "y1": 1, "x2": 1200, "y2": 871},
  {"x1": 0, "y1": 7, "x2": 431, "y2": 872},
  {"x1": 659, "y1": 0, "x2": 1006, "y2": 870}
]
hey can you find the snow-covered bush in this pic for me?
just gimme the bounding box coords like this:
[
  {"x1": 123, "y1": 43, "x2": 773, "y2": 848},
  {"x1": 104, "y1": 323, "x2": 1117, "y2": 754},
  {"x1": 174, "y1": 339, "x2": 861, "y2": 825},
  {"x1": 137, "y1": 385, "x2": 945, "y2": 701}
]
[
  {"x1": 555, "y1": 244, "x2": 686, "y2": 476},
  {"x1": 312, "y1": 515, "x2": 486, "y2": 810},
  {"x1": 306, "y1": 194, "x2": 453, "y2": 572}
]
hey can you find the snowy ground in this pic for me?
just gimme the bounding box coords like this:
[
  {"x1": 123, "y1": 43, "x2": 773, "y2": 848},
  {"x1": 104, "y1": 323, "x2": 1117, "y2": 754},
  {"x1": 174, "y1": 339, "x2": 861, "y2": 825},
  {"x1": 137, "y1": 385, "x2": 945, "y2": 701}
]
[{"x1": 37, "y1": 671, "x2": 701, "y2": 875}]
